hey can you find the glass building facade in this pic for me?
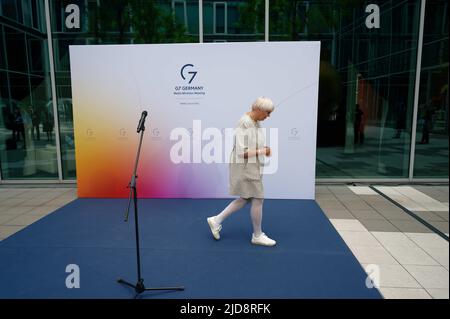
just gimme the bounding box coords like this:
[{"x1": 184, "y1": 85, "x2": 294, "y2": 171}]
[{"x1": 0, "y1": 0, "x2": 448, "y2": 183}]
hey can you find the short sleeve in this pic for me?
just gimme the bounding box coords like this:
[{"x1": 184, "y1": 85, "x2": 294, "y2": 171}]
[
  {"x1": 234, "y1": 115, "x2": 257, "y2": 157},
  {"x1": 235, "y1": 127, "x2": 248, "y2": 157}
]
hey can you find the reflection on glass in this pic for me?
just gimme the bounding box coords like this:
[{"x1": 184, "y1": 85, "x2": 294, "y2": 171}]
[
  {"x1": 270, "y1": 0, "x2": 421, "y2": 178},
  {"x1": 0, "y1": 4, "x2": 58, "y2": 179},
  {"x1": 214, "y1": 2, "x2": 226, "y2": 34},
  {"x1": 1, "y1": 0, "x2": 447, "y2": 181},
  {"x1": 413, "y1": 0, "x2": 449, "y2": 178},
  {"x1": 204, "y1": 0, "x2": 264, "y2": 42}
]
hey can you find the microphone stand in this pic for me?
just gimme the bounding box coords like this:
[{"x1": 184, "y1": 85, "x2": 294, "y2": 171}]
[{"x1": 118, "y1": 111, "x2": 185, "y2": 298}]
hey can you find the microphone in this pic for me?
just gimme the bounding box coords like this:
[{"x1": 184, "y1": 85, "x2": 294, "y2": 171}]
[{"x1": 137, "y1": 110, "x2": 148, "y2": 133}]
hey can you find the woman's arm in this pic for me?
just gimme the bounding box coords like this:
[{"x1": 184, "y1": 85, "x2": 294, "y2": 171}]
[{"x1": 241, "y1": 147, "x2": 271, "y2": 159}]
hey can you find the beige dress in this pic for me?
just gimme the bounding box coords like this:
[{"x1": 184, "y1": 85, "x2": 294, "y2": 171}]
[{"x1": 229, "y1": 114, "x2": 265, "y2": 199}]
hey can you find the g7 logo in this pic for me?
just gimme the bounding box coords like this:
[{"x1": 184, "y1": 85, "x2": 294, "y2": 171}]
[
  {"x1": 181, "y1": 64, "x2": 197, "y2": 84},
  {"x1": 119, "y1": 128, "x2": 127, "y2": 137}
]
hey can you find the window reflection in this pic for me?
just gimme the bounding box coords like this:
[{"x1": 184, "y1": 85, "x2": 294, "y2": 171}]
[
  {"x1": 270, "y1": 0, "x2": 423, "y2": 178},
  {"x1": 0, "y1": 0, "x2": 448, "y2": 181},
  {"x1": 0, "y1": 5, "x2": 57, "y2": 179},
  {"x1": 204, "y1": 0, "x2": 265, "y2": 42},
  {"x1": 414, "y1": 0, "x2": 449, "y2": 177}
]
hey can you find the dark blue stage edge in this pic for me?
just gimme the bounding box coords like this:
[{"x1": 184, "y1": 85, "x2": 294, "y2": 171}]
[{"x1": 0, "y1": 198, "x2": 382, "y2": 299}]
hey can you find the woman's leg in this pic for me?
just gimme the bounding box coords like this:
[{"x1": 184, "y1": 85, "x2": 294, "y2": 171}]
[
  {"x1": 214, "y1": 197, "x2": 249, "y2": 224},
  {"x1": 207, "y1": 198, "x2": 248, "y2": 240},
  {"x1": 250, "y1": 198, "x2": 276, "y2": 246},
  {"x1": 250, "y1": 198, "x2": 263, "y2": 237}
]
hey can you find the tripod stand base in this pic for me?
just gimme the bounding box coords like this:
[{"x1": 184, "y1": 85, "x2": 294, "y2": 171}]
[{"x1": 118, "y1": 278, "x2": 184, "y2": 298}]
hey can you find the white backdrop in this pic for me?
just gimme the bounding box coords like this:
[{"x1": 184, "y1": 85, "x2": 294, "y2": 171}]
[{"x1": 70, "y1": 41, "x2": 320, "y2": 199}]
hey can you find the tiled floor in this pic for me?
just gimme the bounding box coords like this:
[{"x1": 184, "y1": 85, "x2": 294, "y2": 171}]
[
  {"x1": 0, "y1": 184, "x2": 448, "y2": 299},
  {"x1": 318, "y1": 184, "x2": 449, "y2": 299},
  {"x1": 0, "y1": 187, "x2": 77, "y2": 240}
]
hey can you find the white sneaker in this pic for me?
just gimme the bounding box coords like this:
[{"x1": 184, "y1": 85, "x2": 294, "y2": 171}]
[
  {"x1": 207, "y1": 217, "x2": 222, "y2": 240},
  {"x1": 251, "y1": 233, "x2": 276, "y2": 247}
]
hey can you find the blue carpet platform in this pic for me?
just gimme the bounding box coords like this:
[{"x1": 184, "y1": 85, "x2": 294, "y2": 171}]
[{"x1": 0, "y1": 199, "x2": 382, "y2": 299}]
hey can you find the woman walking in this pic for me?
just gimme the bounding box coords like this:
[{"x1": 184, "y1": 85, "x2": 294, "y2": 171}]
[{"x1": 207, "y1": 97, "x2": 276, "y2": 246}]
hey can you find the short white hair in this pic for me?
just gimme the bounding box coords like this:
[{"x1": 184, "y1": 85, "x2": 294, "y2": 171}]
[{"x1": 251, "y1": 97, "x2": 275, "y2": 112}]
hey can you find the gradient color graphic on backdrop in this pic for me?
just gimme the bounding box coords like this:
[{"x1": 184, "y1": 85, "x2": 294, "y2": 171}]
[{"x1": 69, "y1": 42, "x2": 320, "y2": 199}]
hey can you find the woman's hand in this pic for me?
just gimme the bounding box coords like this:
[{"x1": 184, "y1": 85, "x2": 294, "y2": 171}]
[{"x1": 260, "y1": 146, "x2": 271, "y2": 157}]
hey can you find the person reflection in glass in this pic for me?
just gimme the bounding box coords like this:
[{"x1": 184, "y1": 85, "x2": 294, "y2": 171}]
[{"x1": 354, "y1": 104, "x2": 364, "y2": 145}]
